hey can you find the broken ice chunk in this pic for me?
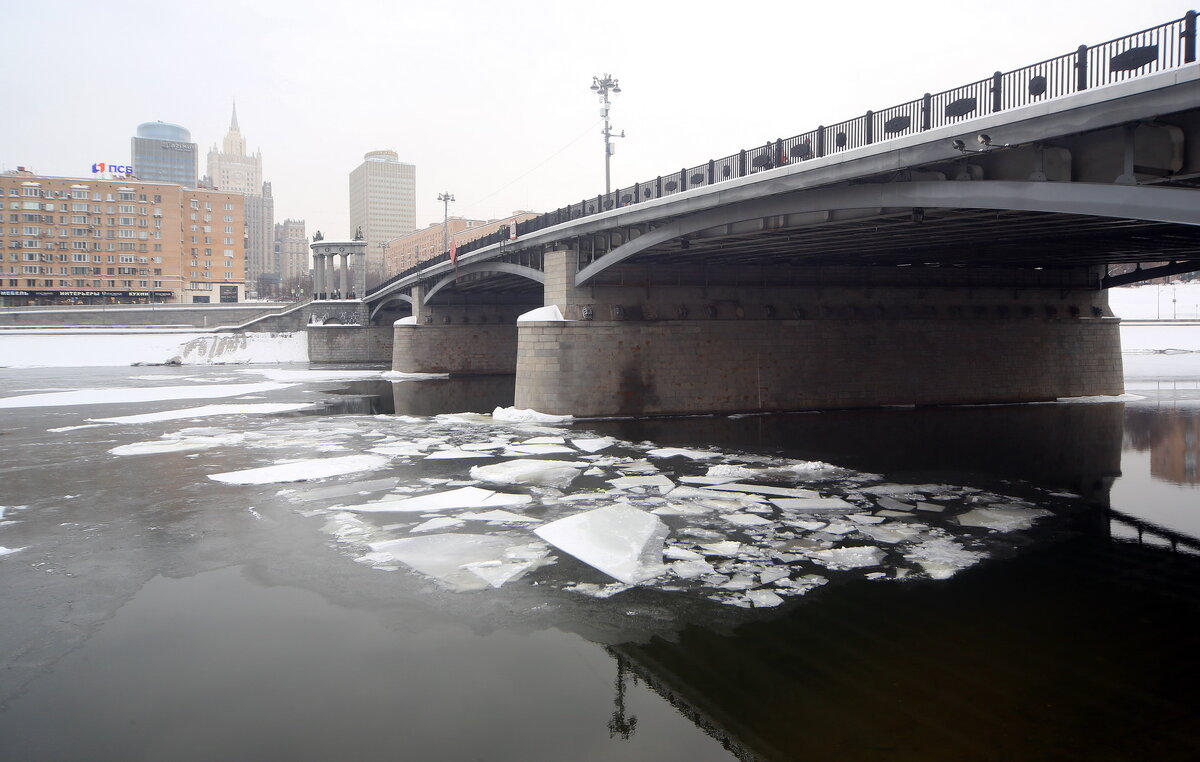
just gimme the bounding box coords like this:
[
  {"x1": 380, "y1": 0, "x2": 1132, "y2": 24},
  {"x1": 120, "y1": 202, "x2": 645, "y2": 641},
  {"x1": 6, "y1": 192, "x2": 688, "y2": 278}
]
[
  {"x1": 563, "y1": 582, "x2": 632, "y2": 598},
  {"x1": 459, "y1": 509, "x2": 541, "y2": 523},
  {"x1": 607, "y1": 475, "x2": 675, "y2": 492},
  {"x1": 916, "y1": 502, "x2": 946, "y2": 513},
  {"x1": 722, "y1": 513, "x2": 773, "y2": 527},
  {"x1": 808, "y1": 546, "x2": 887, "y2": 569},
  {"x1": 572, "y1": 437, "x2": 615, "y2": 453},
  {"x1": 848, "y1": 513, "x2": 887, "y2": 524},
  {"x1": 955, "y1": 504, "x2": 1051, "y2": 531},
  {"x1": 664, "y1": 546, "x2": 704, "y2": 561},
  {"x1": 492, "y1": 407, "x2": 573, "y2": 424},
  {"x1": 208, "y1": 454, "x2": 389, "y2": 485},
  {"x1": 338, "y1": 486, "x2": 532, "y2": 513},
  {"x1": 857, "y1": 524, "x2": 923, "y2": 544},
  {"x1": 470, "y1": 459, "x2": 585, "y2": 489},
  {"x1": 747, "y1": 590, "x2": 785, "y2": 608},
  {"x1": 875, "y1": 497, "x2": 915, "y2": 512},
  {"x1": 424, "y1": 449, "x2": 494, "y2": 459},
  {"x1": 670, "y1": 559, "x2": 717, "y2": 579},
  {"x1": 706, "y1": 483, "x2": 819, "y2": 499},
  {"x1": 369, "y1": 533, "x2": 544, "y2": 591},
  {"x1": 504, "y1": 444, "x2": 578, "y2": 456},
  {"x1": 646, "y1": 447, "x2": 722, "y2": 460},
  {"x1": 770, "y1": 497, "x2": 855, "y2": 511},
  {"x1": 903, "y1": 537, "x2": 986, "y2": 579},
  {"x1": 534, "y1": 505, "x2": 669, "y2": 584},
  {"x1": 410, "y1": 517, "x2": 466, "y2": 533},
  {"x1": 698, "y1": 540, "x2": 742, "y2": 557}
]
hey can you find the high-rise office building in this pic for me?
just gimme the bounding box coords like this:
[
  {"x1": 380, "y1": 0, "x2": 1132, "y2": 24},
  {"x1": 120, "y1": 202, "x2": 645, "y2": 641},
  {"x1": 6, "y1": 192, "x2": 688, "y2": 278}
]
[
  {"x1": 348, "y1": 150, "x2": 415, "y2": 287},
  {"x1": 131, "y1": 121, "x2": 198, "y2": 187}
]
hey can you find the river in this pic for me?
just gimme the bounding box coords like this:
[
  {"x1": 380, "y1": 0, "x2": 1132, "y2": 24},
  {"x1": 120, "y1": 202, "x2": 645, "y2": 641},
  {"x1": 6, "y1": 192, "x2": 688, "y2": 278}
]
[{"x1": 0, "y1": 362, "x2": 1196, "y2": 761}]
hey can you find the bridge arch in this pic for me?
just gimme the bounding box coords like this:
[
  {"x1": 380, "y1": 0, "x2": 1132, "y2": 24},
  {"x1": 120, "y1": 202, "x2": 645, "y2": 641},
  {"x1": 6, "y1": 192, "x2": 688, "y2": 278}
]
[
  {"x1": 424, "y1": 261, "x2": 545, "y2": 302},
  {"x1": 368, "y1": 292, "x2": 412, "y2": 321},
  {"x1": 575, "y1": 181, "x2": 1200, "y2": 285}
]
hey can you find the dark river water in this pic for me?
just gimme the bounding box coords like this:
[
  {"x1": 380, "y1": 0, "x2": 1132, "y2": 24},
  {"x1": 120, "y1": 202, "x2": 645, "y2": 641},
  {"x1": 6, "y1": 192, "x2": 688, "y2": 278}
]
[{"x1": 0, "y1": 364, "x2": 1196, "y2": 761}]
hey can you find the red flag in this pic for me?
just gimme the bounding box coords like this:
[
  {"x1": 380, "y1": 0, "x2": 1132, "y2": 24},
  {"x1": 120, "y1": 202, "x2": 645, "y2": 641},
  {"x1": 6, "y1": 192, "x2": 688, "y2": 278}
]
[{"x1": 449, "y1": 239, "x2": 458, "y2": 270}]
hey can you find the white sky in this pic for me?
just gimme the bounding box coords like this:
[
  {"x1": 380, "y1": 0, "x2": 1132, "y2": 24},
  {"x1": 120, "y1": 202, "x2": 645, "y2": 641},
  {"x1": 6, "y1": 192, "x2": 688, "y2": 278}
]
[{"x1": 1, "y1": 0, "x2": 1189, "y2": 235}]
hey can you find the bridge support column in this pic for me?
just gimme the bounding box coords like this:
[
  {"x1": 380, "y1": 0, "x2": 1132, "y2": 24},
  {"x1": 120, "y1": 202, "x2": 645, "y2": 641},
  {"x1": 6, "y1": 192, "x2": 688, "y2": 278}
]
[
  {"x1": 543, "y1": 245, "x2": 589, "y2": 319},
  {"x1": 515, "y1": 288, "x2": 1124, "y2": 417}
]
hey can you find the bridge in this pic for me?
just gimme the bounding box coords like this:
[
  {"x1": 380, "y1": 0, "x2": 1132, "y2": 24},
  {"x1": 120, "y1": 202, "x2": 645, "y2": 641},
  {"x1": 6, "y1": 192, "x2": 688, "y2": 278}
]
[{"x1": 332, "y1": 12, "x2": 1200, "y2": 417}]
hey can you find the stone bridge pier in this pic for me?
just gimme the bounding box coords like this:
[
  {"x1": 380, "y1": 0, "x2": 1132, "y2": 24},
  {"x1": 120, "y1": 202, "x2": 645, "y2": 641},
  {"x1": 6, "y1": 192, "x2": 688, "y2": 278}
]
[
  {"x1": 390, "y1": 284, "x2": 538, "y2": 375},
  {"x1": 512, "y1": 248, "x2": 1123, "y2": 417}
]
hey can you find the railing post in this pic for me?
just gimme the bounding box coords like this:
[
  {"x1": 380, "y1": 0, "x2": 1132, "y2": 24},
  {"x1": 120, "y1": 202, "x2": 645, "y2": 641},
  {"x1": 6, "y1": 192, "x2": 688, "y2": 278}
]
[
  {"x1": 680, "y1": 167, "x2": 687, "y2": 191},
  {"x1": 991, "y1": 71, "x2": 1003, "y2": 112},
  {"x1": 864, "y1": 110, "x2": 873, "y2": 145},
  {"x1": 738, "y1": 150, "x2": 746, "y2": 177},
  {"x1": 1075, "y1": 44, "x2": 1089, "y2": 90},
  {"x1": 655, "y1": 176, "x2": 662, "y2": 197},
  {"x1": 921, "y1": 94, "x2": 931, "y2": 130},
  {"x1": 775, "y1": 138, "x2": 784, "y2": 165},
  {"x1": 1185, "y1": 10, "x2": 1197, "y2": 64},
  {"x1": 707, "y1": 159, "x2": 715, "y2": 184},
  {"x1": 633, "y1": 181, "x2": 640, "y2": 203},
  {"x1": 816, "y1": 126, "x2": 825, "y2": 157}
]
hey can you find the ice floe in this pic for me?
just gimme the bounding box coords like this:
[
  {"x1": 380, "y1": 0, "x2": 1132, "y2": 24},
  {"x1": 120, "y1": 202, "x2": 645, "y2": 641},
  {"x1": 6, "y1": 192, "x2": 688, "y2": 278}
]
[
  {"x1": 0, "y1": 546, "x2": 27, "y2": 557},
  {"x1": 491, "y1": 406, "x2": 573, "y2": 424},
  {"x1": 368, "y1": 533, "x2": 553, "y2": 591},
  {"x1": 956, "y1": 504, "x2": 1052, "y2": 531},
  {"x1": 0, "y1": 382, "x2": 294, "y2": 409},
  {"x1": 337, "y1": 486, "x2": 532, "y2": 513},
  {"x1": 535, "y1": 505, "x2": 669, "y2": 584},
  {"x1": 470, "y1": 459, "x2": 585, "y2": 489},
  {"x1": 93, "y1": 402, "x2": 315, "y2": 424},
  {"x1": 208, "y1": 454, "x2": 388, "y2": 485}
]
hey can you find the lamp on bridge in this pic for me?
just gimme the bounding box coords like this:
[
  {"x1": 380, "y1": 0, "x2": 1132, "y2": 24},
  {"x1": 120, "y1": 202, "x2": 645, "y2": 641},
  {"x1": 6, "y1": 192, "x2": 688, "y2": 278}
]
[
  {"x1": 591, "y1": 74, "x2": 625, "y2": 196},
  {"x1": 952, "y1": 134, "x2": 1005, "y2": 153}
]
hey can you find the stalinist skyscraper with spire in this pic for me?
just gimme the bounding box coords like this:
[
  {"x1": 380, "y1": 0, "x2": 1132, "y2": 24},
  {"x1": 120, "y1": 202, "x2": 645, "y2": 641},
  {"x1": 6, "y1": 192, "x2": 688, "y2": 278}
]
[{"x1": 207, "y1": 103, "x2": 275, "y2": 294}]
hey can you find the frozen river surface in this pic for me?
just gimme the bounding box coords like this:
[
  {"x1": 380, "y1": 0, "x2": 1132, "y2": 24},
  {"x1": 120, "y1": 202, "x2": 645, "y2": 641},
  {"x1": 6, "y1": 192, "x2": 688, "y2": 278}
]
[{"x1": 0, "y1": 363, "x2": 1198, "y2": 761}]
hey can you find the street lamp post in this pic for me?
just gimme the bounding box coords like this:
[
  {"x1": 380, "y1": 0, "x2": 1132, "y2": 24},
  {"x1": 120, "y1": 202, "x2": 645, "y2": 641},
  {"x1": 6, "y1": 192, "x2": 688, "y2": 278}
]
[
  {"x1": 438, "y1": 192, "x2": 455, "y2": 254},
  {"x1": 591, "y1": 74, "x2": 624, "y2": 195}
]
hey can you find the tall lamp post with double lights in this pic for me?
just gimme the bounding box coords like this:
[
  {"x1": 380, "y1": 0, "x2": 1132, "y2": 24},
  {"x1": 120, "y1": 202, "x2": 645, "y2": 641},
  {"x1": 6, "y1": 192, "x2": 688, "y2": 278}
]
[
  {"x1": 437, "y1": 192, "x2": 454, "y2": 254},
  {"x1": 591, "y1": 74, "x2": 624, "y2": 195}
]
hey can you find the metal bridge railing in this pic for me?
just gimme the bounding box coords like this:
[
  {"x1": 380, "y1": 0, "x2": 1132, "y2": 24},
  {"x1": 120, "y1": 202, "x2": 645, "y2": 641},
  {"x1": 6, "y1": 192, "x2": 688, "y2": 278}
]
[{"x1": 366, "y1": 11, "x2": 1198, "y2": 299}]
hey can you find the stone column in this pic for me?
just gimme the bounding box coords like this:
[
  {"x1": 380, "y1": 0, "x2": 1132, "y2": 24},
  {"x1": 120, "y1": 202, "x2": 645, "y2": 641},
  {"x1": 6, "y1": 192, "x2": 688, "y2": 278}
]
[
  {"x1": 340, "y1": 253, "x2": 350, "y2": 299},
  {"x1": 312, "y1": 251, "x2": 323, "y2": 298},
  {"x1": 410, "y1": 284, "x2": 426, "y2": 324},
  {"x1": 542, "y1": 245, "x2": 589, "y2": 319}
]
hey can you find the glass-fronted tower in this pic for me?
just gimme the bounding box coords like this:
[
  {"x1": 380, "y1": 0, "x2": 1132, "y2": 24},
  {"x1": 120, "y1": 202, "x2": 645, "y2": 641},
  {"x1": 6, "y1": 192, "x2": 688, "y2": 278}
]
[{"x1": 131, "y1": 121, "x2": 198, "y2": 187}]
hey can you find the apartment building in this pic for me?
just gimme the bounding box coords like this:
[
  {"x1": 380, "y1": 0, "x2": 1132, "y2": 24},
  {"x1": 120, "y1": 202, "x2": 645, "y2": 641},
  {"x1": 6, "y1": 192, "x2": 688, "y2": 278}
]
[
  {"x1": 0, "y1": 170, "x2": 246, "y2": 306},
  {"x1": 383, "y1": 211, "x2": 539, "y2": 275}
]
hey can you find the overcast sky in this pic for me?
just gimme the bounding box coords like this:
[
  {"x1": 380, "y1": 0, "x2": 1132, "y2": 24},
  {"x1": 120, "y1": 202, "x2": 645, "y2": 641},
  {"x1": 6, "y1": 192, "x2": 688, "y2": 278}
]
[{"x1": 1, "y1": 0, "x2": 1189, "y2": 235}]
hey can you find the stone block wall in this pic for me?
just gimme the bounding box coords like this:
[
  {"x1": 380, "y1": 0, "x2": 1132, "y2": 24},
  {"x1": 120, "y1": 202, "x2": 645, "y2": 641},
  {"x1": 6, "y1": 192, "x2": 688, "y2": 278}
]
[
  {"x1": 308, "y1": 325, "x2": 393, "y2": 363},
  {"x1": 393, "y1": 323, "x2": 518, "y2": 374},
  {"x1": 514, "y1": 316, "x2": 1123, "y2": 417}
]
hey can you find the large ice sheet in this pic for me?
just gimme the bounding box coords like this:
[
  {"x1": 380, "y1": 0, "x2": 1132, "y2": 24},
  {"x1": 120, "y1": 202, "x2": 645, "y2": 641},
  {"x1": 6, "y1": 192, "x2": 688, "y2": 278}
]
[
  {"x1": 534, "y1": 505, "x2": 669, "y2": 584},
  {"x1": 808, "y1": 546, "x2": 887, "y2": 569},
  {"x1": 338, "y1": 486, "x2": 531, "y2": 513},
  {"x1": 470, "y1": 459, "x2": 584, "y2": 489},
  {"x1": 369, "y1": 534, "x2": 550, "y2": 591},
  {"x1": 903, "y1": 537, "x2": 986, "y2": 579},
  {"x1": 706, "y1": 483, "x2": 819, "y2": 498},
  {"x1": 93, "y1": 402, "x2": 314, "y2": 424},
  {"x1": 956, "y1": 504, "x2": 1051, "y2": 531},
  {"x1": 109, "y1": 434, "x2": 245, "y2": 456},
  {"x1": 208, "y1": 454, "x2": 389, "y2": 485},
  {"x1": 608, "y1": 475, "x2": 675, "y2": 492},
  {"x1": 491, "y1": 407, "x2": 573, "y2": 424},
  {"x1": 770, "y1": 497, "x2": 855, "y2": 511},
  {"x1": 572, "y1": 437, "x2": 616, "y2": 453},
  {"x1": 0, "y1": 382, "x2": 294, "y2": 410}
]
